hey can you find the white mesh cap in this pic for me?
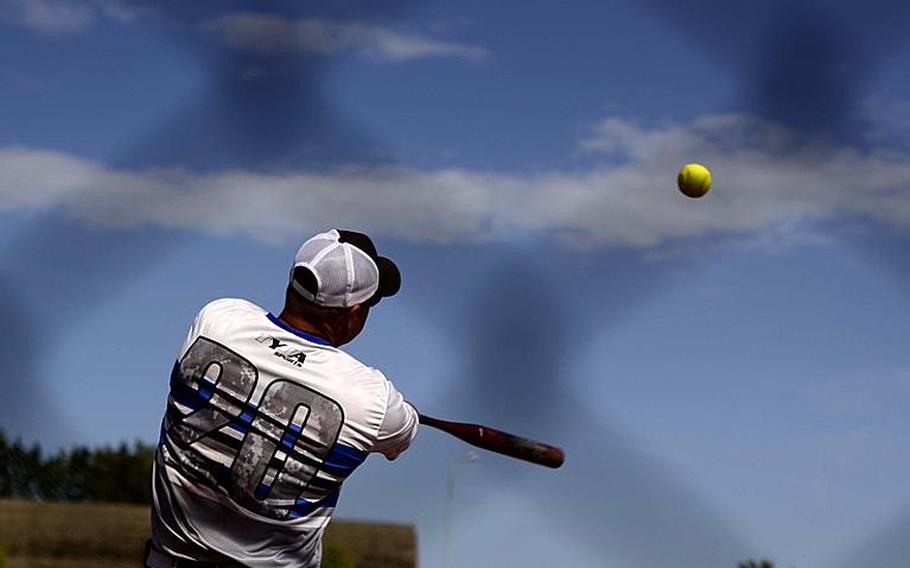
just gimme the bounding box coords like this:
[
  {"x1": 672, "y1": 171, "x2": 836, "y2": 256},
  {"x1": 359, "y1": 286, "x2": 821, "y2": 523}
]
[{"x1": 290, "y1": 229, "x2": 385, "y2": 308}]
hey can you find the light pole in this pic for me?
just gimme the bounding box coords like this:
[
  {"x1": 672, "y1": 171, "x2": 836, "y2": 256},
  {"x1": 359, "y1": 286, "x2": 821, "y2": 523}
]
[{"x1": 442, "y1": 451, "x2": 479, "y2": 568}]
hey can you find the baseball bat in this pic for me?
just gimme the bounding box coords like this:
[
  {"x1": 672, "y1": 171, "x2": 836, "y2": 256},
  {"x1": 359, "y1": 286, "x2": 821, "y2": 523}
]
[{"x1": 418, "y1": 414, "x2": 565, "y2": 469}]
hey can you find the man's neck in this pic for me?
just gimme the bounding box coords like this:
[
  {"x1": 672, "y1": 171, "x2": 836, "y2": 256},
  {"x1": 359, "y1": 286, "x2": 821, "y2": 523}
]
[{"x1": 276, "y1": 309, "x2": 337, "y2": 346}]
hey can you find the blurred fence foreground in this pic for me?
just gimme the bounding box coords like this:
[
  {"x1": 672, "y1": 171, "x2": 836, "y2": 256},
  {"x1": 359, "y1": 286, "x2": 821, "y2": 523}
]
[{"x1": 0, "y1": 499, "x2": 415, "y2": 568}]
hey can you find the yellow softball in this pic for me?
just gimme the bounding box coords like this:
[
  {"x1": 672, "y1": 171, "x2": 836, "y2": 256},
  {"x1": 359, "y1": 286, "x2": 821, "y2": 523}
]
[{"x1": 677, "y1": 163, "x2": 712, "y2": 198}]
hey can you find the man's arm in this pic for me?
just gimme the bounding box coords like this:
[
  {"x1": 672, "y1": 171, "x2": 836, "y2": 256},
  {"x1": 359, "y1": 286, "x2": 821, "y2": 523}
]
[{"x1": 372, "y1": 381, "x2": 419, "y2": 460}]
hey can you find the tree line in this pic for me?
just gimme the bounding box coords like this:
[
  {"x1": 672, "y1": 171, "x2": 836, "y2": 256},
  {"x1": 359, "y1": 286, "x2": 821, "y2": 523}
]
[{"x1": 0, "y1": 429, "x2": 154, "y2": 504}]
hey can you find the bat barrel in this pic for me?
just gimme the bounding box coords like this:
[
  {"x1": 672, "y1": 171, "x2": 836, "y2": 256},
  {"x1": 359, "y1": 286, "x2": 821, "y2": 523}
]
[{"x1": 419, "y1": 414, "x2": 565, "y2": 469}]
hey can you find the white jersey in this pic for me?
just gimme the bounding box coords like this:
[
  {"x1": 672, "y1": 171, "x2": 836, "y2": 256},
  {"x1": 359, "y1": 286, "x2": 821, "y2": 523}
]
[{"x1": 150, "y1": 299, "x2": 419, "y2": 567}]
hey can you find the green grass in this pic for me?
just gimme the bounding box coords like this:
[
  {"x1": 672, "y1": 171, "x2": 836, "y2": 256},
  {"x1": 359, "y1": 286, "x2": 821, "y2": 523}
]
[{"x1": 0, "y1": 499, "x2": 415, "y2": 568}]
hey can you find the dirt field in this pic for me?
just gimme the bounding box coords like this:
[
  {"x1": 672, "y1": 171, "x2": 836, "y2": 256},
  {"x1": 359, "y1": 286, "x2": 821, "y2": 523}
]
[{"x1": 0, "y1": 499, "x2": 415, "y2": 568}]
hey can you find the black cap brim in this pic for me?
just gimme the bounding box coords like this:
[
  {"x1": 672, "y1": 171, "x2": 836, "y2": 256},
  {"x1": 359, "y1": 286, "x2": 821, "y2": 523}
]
[
  {"x1": 337, "y1": 229, "x2": 400, "y2": 306},
  {"x1": 375, "y1": 256, "x2": 401, "y2": 301}
]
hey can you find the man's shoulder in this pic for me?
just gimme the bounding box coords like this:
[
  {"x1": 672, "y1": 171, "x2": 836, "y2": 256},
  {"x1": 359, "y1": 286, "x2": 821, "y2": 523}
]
[
  {"x1": 329, "y1": 348, "x2": 388, "y2": 385},
  {"x1": 196, "y1": 298, "x2": 264, "y2": 320},
  {"x1": 190, "y1": 298, "x2": 265, "y2": 336}
]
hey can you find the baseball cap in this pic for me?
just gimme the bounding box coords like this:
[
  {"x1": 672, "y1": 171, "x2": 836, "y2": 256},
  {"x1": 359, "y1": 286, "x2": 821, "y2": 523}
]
[{"x1": 290, "y1": 229, "x2": 401, "y2": 308}]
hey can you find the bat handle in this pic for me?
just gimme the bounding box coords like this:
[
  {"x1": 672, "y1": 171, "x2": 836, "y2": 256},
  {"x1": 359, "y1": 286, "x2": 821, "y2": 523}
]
[{"x1": 418, "y1": 414, "x2": 444, "y2": 427}]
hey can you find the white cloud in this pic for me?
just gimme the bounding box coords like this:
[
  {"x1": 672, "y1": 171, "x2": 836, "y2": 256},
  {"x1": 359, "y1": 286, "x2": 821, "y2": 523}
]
[
  {"x1": 1, "y1": 113, "x2": 910, "y2": 248},
  {"x1": 94, "y1": 0, "x2": 148, "y2": 24},
  {"x1": 0, "y1": 0, "x2": 94, "y2": 34},
  {"x1": 204, "y1": 13, "x2": 488, "y2": 62},
  {"x1": 0, "y1": 0, "x2": 151, "y2": 34}
]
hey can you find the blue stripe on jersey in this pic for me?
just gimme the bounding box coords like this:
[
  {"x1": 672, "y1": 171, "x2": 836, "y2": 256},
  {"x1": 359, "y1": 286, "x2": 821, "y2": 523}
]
[
  {"x1": 266, "y1": 313, "x2": 332, "y2": 346},
  {"x1": 289, "y1": 488, "x2": 340, "y2": 518},
  {"x1": 321, "y1": 443, "x2": 368, "y2": 478},
  {"x1": 170, "y1": 380, "x2": 216, "y2": 411},
  {"x1": 228, "y1": 403, "x2": 258, "y2": 433},
  {"x1": 168, "y1": 362, "x2": 196, "y2": 408},
  {"x1": 198, "y1": 381, "x2": 214, "y2": 400},
  {"x1": 280, "y1": 431, "x2": 298, "y2": 450},
  {"x1": 169, "y1": 360, "x2": 217, "y2": 410}
]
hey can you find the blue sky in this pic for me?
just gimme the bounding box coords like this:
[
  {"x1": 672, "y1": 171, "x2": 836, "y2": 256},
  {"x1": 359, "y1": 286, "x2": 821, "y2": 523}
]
[{"x1": 2, "y1": 1, "x2": 910, "y2": 567}]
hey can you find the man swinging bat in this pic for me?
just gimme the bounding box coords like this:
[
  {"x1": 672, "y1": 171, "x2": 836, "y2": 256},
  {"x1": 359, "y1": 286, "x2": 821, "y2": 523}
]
[
  {"x1": 147, "y1": 229, "x2": 416, "y2": 567},
  {"x1": 147, "y1": 228, "x2": 563, "y2": 568}
]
